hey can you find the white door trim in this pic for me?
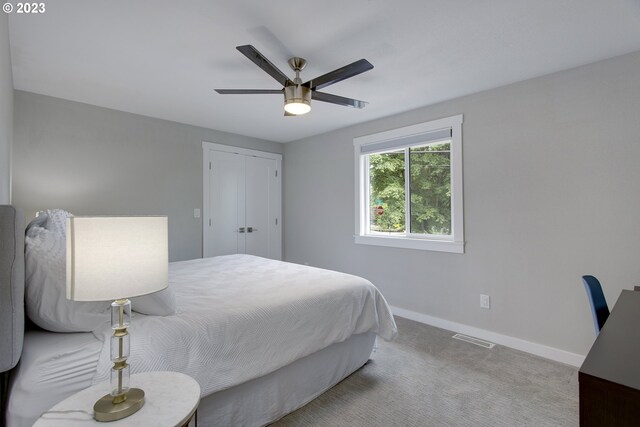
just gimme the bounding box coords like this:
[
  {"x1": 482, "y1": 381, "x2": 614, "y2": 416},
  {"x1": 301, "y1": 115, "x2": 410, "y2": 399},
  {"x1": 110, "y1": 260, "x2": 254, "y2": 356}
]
[{"x1": 202, "y1": 141, "x2": 283, "y2": 258}]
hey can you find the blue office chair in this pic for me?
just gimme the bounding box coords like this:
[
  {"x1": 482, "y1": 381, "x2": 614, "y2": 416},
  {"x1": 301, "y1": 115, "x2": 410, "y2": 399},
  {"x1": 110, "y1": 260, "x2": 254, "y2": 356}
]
[{"x1": 582, "y1": 275, "x2": 610, "y2": 335}]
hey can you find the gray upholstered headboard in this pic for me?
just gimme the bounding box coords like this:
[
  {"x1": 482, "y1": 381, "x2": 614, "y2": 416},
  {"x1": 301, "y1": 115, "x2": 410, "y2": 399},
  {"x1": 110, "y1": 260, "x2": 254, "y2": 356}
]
[{"x1": 0, "y1": 205, "x2": 25, "y2": 372}]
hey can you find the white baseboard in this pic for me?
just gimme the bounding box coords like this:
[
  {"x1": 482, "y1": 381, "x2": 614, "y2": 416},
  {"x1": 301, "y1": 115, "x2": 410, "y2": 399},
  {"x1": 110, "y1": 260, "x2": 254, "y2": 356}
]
[{"x1": 390, "y1": 305, "x2": 585, "y2": 367}]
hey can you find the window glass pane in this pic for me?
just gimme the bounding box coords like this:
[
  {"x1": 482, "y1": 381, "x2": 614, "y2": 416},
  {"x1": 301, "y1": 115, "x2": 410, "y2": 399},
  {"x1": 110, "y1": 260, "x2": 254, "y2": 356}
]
[
  {"x1": 409, "y1": 142, "x2": 451, "y2": 235},
  {"x1": 368, "y1": 149, "x2": 405, "y2": 234}
]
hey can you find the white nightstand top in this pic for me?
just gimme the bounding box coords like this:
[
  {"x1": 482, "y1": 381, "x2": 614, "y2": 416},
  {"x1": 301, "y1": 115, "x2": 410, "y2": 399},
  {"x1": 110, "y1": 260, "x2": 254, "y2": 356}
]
[{"x1": 34, "y1": 371, "x2": 200, "y2": 427}]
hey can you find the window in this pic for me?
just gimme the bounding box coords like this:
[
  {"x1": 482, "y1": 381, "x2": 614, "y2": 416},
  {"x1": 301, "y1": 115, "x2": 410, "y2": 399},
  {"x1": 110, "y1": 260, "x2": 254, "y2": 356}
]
[{"x1": 354, "y1": 115, "x2": 464, "y2": 253}]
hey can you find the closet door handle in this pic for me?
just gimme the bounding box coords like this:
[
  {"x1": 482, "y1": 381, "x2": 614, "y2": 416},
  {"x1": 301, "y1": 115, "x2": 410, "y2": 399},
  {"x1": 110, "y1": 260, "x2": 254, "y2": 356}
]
[
  {"x1": 238, "y1": 227, "x2": 246, "y2": 233},
  {"x1": 247, "y1": 227, "x2": 257, "y2": 233}
]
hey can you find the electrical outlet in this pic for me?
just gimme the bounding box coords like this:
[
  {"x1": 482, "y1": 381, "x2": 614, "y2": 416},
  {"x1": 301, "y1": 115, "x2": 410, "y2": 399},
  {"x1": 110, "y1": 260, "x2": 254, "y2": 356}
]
[
  {"x1": 480, "y1": 294, "x2": 491, "y2": 309},
  {"x1": 194, "y1": 208, "x2": 201, "y2": 219}
]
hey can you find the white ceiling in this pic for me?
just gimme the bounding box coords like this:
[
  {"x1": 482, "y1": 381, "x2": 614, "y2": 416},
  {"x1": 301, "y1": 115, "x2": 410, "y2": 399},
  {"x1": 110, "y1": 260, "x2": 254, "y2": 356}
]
[{"x1": 8, "y1": 0, "x2": 640, "y2": 143}]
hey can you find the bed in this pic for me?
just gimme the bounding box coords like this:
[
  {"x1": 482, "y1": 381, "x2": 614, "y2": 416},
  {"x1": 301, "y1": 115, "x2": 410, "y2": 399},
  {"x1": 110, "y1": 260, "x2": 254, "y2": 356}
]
[{"x1": 0, "y1": 206, "x2": 397, "y2": 426}]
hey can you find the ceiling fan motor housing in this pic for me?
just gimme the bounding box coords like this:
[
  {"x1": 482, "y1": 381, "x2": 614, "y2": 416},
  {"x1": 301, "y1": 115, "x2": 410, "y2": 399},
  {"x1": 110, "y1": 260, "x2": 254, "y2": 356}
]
[{"x1": 284, "y1": 84, "x2": 311, "y2": 114}]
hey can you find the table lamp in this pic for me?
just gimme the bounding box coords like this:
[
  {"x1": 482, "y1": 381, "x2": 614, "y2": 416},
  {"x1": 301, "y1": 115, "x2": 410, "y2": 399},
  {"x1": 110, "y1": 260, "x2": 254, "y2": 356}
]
[{"x1": 66, "y1": 216, "x2": 168, "y2": 422}]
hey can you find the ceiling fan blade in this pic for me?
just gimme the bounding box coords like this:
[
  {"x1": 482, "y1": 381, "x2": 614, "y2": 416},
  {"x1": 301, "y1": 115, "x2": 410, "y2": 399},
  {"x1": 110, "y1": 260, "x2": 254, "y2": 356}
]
[
  {"x1": 215, "y1": 89, "x2": 283, "y2": 94},
  {"x1": 312, "y1": 91, "x2": 368, "y2": 109},
  {"x1": 304, "y1": 59, "x2": 373, "y2": 91},
  {"x1": 236, "y1": 45, "x2": 292, "y2": 87}
]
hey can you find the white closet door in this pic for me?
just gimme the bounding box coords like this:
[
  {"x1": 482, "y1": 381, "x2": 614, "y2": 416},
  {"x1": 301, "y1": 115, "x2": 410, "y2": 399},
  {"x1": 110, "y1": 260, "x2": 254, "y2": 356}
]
[
  {"x1": 245, "y1": 155, "x2": 278, "y2": 258},
  {"x1": 208, "y1": 150, "x2": 245, "y2": 256},
  {"x1": 203, "y1": 143, "x2": 282, "y2": 260}
]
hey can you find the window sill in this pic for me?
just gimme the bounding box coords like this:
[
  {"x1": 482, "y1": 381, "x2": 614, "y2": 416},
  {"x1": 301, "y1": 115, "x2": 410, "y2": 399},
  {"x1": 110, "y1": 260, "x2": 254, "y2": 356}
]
[{"x1": 354, "y1": 235, "x2": 464, "y2": 253}]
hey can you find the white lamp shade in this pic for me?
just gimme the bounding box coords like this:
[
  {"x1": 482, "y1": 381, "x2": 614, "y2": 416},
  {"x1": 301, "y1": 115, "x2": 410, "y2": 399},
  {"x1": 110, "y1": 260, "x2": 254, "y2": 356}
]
[{"x1": 66, "y1": 216, "x2": 168, "y2": 301}]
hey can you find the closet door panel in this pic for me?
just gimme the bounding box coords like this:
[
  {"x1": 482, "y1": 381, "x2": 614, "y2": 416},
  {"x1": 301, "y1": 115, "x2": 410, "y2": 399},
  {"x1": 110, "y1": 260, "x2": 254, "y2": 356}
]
[
  {"x1": 207, "y1": 150, "x2": 245, "y2": 257},
  {"x1": 245, "y1": 155, "x2": 276, "y2": 258}
]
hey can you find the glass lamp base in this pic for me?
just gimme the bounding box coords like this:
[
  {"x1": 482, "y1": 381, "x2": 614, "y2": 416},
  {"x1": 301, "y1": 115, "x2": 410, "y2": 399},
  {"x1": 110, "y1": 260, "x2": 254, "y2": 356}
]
[{"x1": 93, "y1": 388, "x2": 145, "y2": 422}]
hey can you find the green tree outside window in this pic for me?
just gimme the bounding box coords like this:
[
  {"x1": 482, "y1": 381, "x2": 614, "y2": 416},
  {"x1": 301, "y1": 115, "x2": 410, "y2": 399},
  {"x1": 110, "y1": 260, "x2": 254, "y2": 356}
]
[{"x1": 368, "y1": 142, "x2": 451, "y2": 235}]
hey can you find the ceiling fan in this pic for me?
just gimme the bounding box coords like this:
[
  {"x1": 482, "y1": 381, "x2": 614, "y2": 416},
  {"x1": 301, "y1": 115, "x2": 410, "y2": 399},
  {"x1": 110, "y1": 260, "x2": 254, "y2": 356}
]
[{"x1": 215, "y1": 45, "x2": 373, "y2": 116}]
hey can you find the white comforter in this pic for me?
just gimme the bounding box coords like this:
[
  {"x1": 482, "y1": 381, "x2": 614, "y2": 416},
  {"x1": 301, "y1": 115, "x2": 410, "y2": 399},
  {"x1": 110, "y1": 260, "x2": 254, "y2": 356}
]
[{"x1": 91, "y1": 255, "x2": 397, "y2": 397}]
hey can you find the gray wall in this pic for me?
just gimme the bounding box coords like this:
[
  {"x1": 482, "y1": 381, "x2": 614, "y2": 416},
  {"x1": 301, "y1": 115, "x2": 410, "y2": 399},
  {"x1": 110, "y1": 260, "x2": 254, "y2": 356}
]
[
  {"x1": 0, "y1": 14, "x2": 12, "y2": 204},
  {"x1": 284, "y1": 51, "x2": 640, "y2": 356},
  {"x1": 12, "y1": 91, "x2": 282, "y2": 261}
]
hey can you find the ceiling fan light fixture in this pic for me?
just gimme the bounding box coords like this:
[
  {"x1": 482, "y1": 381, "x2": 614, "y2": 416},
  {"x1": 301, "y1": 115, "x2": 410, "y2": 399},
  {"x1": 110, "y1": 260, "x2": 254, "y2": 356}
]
[{"x1": 284, "y1": 85, "x2": 311, "y2": 115}]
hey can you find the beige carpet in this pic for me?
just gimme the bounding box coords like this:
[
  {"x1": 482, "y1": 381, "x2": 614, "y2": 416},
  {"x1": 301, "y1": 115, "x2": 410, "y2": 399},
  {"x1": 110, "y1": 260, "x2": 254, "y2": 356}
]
[{"x1": 273, "y1": 316, "x2": 578, "y2": 426}]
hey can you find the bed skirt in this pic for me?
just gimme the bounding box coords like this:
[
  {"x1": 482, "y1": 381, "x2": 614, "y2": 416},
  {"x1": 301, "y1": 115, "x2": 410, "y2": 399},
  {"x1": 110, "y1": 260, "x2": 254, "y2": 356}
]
[{"x1": 197, "y1": 331, "x2": 376, "y2": 426}]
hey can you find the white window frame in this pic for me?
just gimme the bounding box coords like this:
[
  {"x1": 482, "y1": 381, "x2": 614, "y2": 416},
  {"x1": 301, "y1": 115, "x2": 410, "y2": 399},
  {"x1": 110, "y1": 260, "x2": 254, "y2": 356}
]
[{"x1": 353, "y1": 114, "x2": 464, "y2": 253}]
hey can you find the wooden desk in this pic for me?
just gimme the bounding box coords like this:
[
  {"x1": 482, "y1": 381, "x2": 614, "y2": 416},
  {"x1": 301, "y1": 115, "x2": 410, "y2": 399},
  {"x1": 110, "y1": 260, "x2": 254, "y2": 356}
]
[{"x1": 579, "y1": 290, "x2": 640, "y2": 426}]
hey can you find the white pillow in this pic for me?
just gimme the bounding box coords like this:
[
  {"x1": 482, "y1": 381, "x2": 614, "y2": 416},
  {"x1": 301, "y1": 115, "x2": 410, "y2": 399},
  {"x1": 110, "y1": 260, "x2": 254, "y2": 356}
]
[
  {"x1": 25, "y1": 224, "x2": 111, "y2": 332},
  {"x1": 43, "y1": 208, "x2": 74, "y2": 236},
  {"x1": 24, "y1": 209, "x2": 176, "y2": 332},
  {"x1": 131, "y1": 287, "x2": 176, "y2": 316},
  {"x1": 25, "y1": 211, "x2": 48, "y2": 235}
]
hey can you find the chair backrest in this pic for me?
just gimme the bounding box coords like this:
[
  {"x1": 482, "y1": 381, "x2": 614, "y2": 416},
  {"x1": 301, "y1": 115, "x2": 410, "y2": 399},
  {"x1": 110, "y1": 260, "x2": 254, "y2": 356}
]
[{"x1": 582, "y1": 275, "x2": 610, "y2": 335}]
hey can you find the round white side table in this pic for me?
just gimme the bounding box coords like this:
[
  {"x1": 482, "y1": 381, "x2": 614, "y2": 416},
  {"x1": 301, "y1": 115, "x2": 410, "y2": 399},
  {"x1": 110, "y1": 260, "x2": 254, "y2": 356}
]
[{"x1": 34, "y1": 371, "x2": 200, "y2": 427}]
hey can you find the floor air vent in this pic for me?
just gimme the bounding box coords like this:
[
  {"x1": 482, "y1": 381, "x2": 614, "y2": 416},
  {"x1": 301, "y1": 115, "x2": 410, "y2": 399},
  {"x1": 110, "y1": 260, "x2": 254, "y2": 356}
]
[{"x1": 452, "y1": 334, "x2": 495, "y2": 349}]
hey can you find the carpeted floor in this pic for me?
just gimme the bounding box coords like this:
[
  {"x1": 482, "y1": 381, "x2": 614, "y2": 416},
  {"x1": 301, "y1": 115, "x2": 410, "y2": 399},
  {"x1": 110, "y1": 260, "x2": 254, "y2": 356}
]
[{"x1": 272, "y1": 316, "x2": 578, "y2": 426}]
